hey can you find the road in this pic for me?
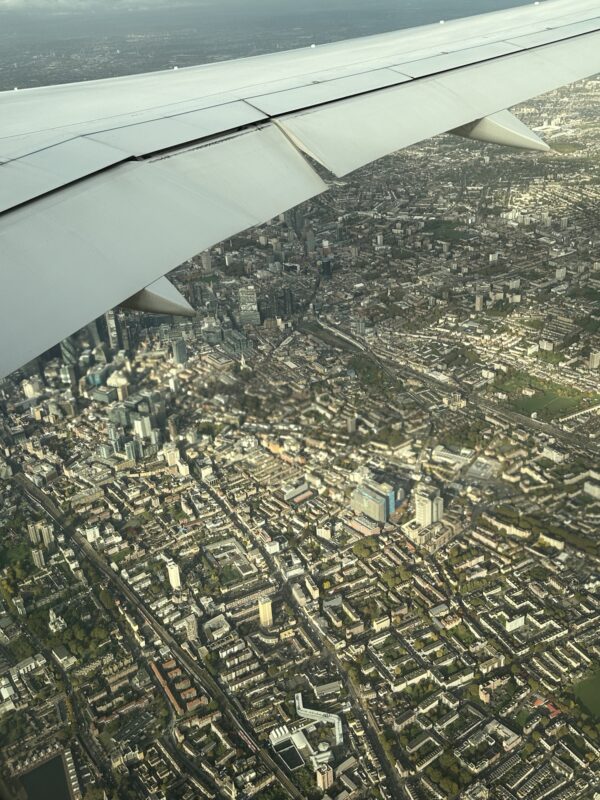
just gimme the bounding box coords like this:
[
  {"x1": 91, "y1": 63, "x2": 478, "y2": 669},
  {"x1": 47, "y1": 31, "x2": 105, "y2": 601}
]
[
  {"x1": 15, "y1": 474, "x2": 302, "y2": 800},
  {"x1": 208, "y1": 473, "x2": 402, "y2": 799},
  {"x1": 305, "y1": 318, "x2": 600, "y2": 459},
  {"x1": 204, "y1": 473, "x2": 403, "y2": 799},
  {"x1": 296, "y1": 597, "x2": 401, "y2": 800}
]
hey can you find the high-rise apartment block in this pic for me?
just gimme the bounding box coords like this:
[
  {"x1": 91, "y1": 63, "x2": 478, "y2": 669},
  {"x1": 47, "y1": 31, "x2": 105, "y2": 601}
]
[
  {"x1": 414, "y1": 485, "x2": 444, "y2": 528},
  {"x1": 258, "y1": 596, "x2": 273, "y2": 628},
  {"x1": 316, "y1": 765, "x2": 334, "y2": 791},
  {"x1": 167, "y1": 560, "x2": 181, "y2": 591},
  {"x1": 28, "y1": 521, "x2": 54, "y2": 548}
]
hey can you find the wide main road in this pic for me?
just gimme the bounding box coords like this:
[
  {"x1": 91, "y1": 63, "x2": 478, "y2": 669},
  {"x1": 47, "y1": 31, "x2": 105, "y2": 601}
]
[
  {"x1": 75, "y1": 535, "x2": 303, "y2": 800},
  {"x1": 15, "y1": 474, "x2": 302, "y2": 800}
]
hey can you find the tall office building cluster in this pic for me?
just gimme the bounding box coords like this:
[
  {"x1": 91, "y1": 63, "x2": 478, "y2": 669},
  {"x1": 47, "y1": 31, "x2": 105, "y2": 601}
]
[
  {"x1": 414, "y1": 484, "x2": 444, "y2": 528},
  {"x1": 104, "y1": 390, "x2": 166, "y2": 463},
  {"x1": 103, "y1": 309, "x2": 135, "y2": 353},
  {"x1": 351, "y1": 481, "x2": 396, "y2": 524},
  {"x1": 258, "y1": 287, "x2": 296, "y2": 322}
]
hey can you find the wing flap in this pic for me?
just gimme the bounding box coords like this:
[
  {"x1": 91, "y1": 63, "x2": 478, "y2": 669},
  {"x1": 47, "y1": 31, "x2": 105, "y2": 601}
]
[
  {"x1": 0, "y1": 126, "x2": 326, "y2": 378},
  {"x1": 506, "y1": 16, "x2": 600, "y2": 47},
  {"x1": 277, "y1": 33, "x2": 600, "y2": 176},
  {"x1": 87, "y1": 101, "x2": 267, "y2": 156},
  {"x1": 0, "y1": 137, "x2": 127, "y2": 212}
]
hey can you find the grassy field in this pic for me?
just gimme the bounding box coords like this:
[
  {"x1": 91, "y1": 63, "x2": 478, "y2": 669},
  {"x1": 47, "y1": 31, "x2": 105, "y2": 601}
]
[
  {"x1": 423, "y1": 219, "x2": 467, "y2": 242},
  {"x1": 574, "y1": 670, "x2": 600, "y2": 718},
  {"x1": 494, "y1": 369, "x2": 599, "y2": 421}
]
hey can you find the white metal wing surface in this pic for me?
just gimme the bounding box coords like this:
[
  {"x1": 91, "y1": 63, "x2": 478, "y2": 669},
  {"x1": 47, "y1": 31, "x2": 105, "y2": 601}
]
[{"x1": 1, "y1": 0, "x2": 599, "y2": 378}]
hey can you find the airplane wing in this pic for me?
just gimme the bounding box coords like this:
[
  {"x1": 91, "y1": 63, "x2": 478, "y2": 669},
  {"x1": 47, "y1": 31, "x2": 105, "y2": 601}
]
[{"x1": 1, "y1": 0, "x2": 599, "y2": 379}]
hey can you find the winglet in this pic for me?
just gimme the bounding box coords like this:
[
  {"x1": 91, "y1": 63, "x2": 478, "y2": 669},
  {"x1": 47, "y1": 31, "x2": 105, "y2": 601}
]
[
  {"x1": 122, "y1": 277, "x2": 195, "y2": 317},
  {"x1": 450, "y1": 110, "x2": 550, "y2": 152}
]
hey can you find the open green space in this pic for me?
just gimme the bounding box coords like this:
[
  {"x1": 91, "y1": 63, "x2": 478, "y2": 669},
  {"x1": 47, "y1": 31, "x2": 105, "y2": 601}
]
[
  {"x1": 552, "y1": 141, "x2": 584, "y2": 154},
  {"x1": 574, "y1": 669, "x2": 600, "y2": 718},
  {"x1": 535, "y1": 350, "x2": 563, "y2": 365},
  {"x1": 423, "y1": 219, "x2": 467, "y2": 242},
  {"x1": 494, "y1": 369, "x2": 600, "y2": 420}
]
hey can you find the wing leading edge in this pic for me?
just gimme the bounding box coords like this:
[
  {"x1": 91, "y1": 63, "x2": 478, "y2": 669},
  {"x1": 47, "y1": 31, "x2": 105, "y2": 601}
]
[{"x1": 1, "y1": 0, "x2": 599, "y2": 378}]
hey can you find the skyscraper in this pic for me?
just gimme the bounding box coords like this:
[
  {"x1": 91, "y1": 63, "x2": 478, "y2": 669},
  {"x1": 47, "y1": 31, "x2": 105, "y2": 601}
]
[
  {"x1": 32, "y1": 548, "x2": 45, "y2": 569},
  {"x1": 172, "y1": 339, "x2": 188, "y2": 365},
  {"x1": 132, "y1": 414, "x2": 153, "y2": 440},
  {"x1": 105, "y1": 310, "x2": 121, "y2": 350},
  {"x1": 60, "y1": 336, "x2": 78, "y2": 367},
  {"x1": 414, "y1": 485, "x2": 444, "y2": 528},
  {"x1": 316, "y1": 765, "x2": 334, "y2": 791},
  {"x1": 167, "y1": 560, "x2": 181, "y2": 591},
  {"x1": 258, "y1": 596, "x2": 273, "y2": 628},
  {"x1": 124, "y1": 440, "x2": 140, "y2": 463},
  {"x1": 28, "y1": 522, "x2": 41, "y2": 545}
]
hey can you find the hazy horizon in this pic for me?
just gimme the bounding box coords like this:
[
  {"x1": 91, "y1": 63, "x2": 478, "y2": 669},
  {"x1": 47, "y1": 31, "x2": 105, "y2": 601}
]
[{"x1": 0, "y1": 0, "x2": 527, "y2": 89}]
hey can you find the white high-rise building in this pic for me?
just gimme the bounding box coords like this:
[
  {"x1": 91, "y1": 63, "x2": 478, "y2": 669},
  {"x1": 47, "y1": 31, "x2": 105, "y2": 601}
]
[
  {"x1": 28, "y1": 522, "x2": 42, "y2": 545},
  {"x1": 258, "y1": 596, "x2": 273, "y2": 628},
  {"x1": 40, "y1": 523, "x2": 54, "y2": 548},
  {"x1": 414, "y1": 485, "x2": 444, "y2": 528},
  {"x1": 167, "y1": 560, "x2": 181, "y2": 591},
  {"x1": 163, "y1": 442, "x2": 180, "y2": 468}
]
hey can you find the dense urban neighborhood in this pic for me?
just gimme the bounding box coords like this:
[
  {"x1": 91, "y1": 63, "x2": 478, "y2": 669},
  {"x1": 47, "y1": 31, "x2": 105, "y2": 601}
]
[{"x1": 1, "y1": 73, "x2": 599, "y2": 800}]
